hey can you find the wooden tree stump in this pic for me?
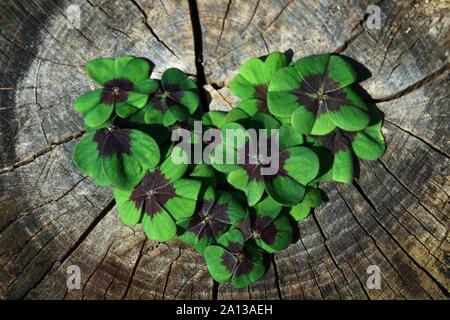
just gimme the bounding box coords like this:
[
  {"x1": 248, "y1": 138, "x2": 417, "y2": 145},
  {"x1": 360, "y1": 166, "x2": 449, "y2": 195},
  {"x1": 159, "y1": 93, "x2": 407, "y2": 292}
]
[{"x1": 0, "y1": 0, "x2": 448, "y2": 300}]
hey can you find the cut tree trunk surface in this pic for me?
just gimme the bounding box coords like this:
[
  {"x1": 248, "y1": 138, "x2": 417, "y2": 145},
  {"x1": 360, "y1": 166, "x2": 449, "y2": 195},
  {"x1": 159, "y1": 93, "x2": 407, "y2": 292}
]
[{"x1": 0, "y1": 0, "x2": 448, "y2": 300}]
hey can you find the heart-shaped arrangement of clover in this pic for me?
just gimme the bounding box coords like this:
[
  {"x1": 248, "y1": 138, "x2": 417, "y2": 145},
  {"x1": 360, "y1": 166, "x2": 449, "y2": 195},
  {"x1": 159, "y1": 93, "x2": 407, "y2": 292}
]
[{"x1": 72, "y1": 53, "x2": 385, "y2": 288}]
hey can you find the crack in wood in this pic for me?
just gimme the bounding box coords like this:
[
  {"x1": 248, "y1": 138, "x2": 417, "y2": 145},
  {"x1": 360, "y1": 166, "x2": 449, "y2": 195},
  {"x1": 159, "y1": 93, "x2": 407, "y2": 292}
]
[
  {"x1": 349, "y1": 182, "x2": 449, "y2": 297},
  {"x1": 80, "y1": 240, "x2": 116, "y2": 300},
  {"x1": 162, "y1": 243, "x2": 183, "y2": 299},
  {"x1": 188, "y1": 0, "x2": 209, "y2": 112},
  {"x1": 212, "y1": 279, "x2": 219, "y2": 300},
  {"x1": 377, "y1": 159, "x2": 448, "y2": 226},
  {"x1": 271, "y1": 254, "x2": 283, "y2": 300},
  {"x1": 361, "y1": 161, "x2": 448, "y2": 265},
  {"x1": 245, "y1": 0, "x2": 260, "y2": 28},
  {"x1": 59, "y1": 199, "x2": 116, "y2": 266},
  {"x1": 129, "y1": 0, "x2": 181, "y2": 60},
  {"x1": 334, "y1": 13, "x2": 369, "y2": 54},
  {"x1": 384, "y1": 118, "x2": 450, "y2": 158},
  {"x1": 311, "y1": 211, "x2": 362, "y2": 298},
  {"x1": 215, "y1": 0, "x2": 232, "y2": 53},
  {"x1": 297, "y1": 237, "x2": 326, "y2": 299},
  {"x1": 266, "y1": 0, "x2": 294, "y2": 29},
  {"x1": 0, "y1": 32, "x2": 85, "y2": 68},
  {"x1": 0, "y1": 130, "x2": 85, "y2": 174},
  {"x1": 121, "y1": 238, "x2": 147, "y2": 299},
  {"x1": 336, "y1": 185, "x2": 432, "y2": 298},
  {"x1": 369, "y1": 63, "x2": 450, "y2": 104}
]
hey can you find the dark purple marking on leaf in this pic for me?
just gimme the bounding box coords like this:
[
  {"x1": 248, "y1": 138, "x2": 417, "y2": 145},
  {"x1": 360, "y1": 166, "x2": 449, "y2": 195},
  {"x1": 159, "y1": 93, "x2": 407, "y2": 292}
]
[
  {"x1": 187, "y1": 200, "x2": 230, "y2": 239},
  {"x1": 259, "y1": 223, "x2": 277, "y2": 245},
  {"x1": 149, "y1": 89, "x2": 180, "y2": 112},
  {"x1": 169, "y1": 91, "x2": 185, "y2": 103},
  {"x1": 237, "y1": 215, "x2": 252, "y2": 241},
  {"x1": 325, "y1": 89, "x2": 356, "y2": 111},
  {"x1": 163, "y1": 83, "x2": 181, "y2": 92},
  {"x1": 130, "y1": 170, "x2": 176, "y2": 217},
  {"x1": 253, "y1": 216, "x2": 274, "y2": 232},
  {"x1": 221, "y1": 240, "x2": 259, "y2": 276},
  {"x1": 101, "y1": 79, "x2": 133, "y2": 104},
  {"x1": 294, "y1": 92, "x2": 322, "y2": 115},
  {"x1": 170, "y1": 120, "x2": 193, "y2": 132},
  {"x1": 93, "y1": 127, "x2": 132, "y2": 156},
  {"x1": 292, "y1": 74, "x2": 354, "y2": 115},
  {"x1": 263, "y1": 149, "x2": 289, "y2": 183},
  {"x1": 113, "y1": 116, "x2": 140, "y2": 129},
  {"x1": 221, "y1": 251, "x2": 237, "y2": 273},
  {"x1": 313, "y1": 129, "x2": 357, "y2": 154},
  {"x1": 239, "y1": 210, "x2": 286, "y2": 247},
  {"x1": 238, "y1": 138, "x2": 286, "y2": 182},
  {"x1": 250, "y1": 215, "x2": 277, "y2": 245},
  {"x1": 227, "y1": 241, "x2": 244, "y2": 254},
  {"x1": 234, "y1": 257, "x2": 254, "y2": 276},
  {"x1": 298, "y1": 74, "x2": 322, "y2": 93},
  {"x1": 253, "y1": 84, "x2": 269, "y2": 113}
]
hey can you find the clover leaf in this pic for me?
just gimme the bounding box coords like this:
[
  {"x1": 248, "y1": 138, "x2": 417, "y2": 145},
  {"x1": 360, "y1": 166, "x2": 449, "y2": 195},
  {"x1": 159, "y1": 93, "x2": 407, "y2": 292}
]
[
  {"x1": 211, "y1": 123, "x2": 319, "y2": 206},
  {"x1": 230, "y1": 51, "x2": 289, "y2": 116},
  {"x1": 289, "y1": 186, "x2": 321, "y2": 221},
  {"x1": 113, "y1": 148, "x2": 201, "y2": 241},
  {"x1": 309, "y1": 108, "x2": 385, "y2": 183},
  {"x1": 238, "y1": 196, "x2": 295, "y2": 253},
  {"x1": 268, "y1": 54, "x2": 370, "y2": 135},
  {"x1": 73, "y1": 126, "x2": 160, "y2": 189},
  {"x1": 204, "y1": 229, "x2": 267, "y2": 288},
  {"x1": 74, "y1": 56, "x2": 158, "y2": 128},
  {"x1": 140, "y1": 68, "x2": 199, "y2": 126},
  {"x1": 177, "y1": 186, "x2": 246, "y2": 253},
  {"x1": 189, "y1": 163, "x2": 218, "y2": 189}
]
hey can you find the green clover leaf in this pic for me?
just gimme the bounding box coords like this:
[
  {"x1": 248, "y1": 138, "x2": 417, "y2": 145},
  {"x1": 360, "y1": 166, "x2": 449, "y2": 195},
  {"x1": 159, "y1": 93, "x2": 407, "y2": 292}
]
[
  {"x1": 114, "y1": 147, "x2": 201, "y2": 241},
  {"x1": 138, "y1": 68, "x2": 199, "y2": 126},
  {"x1": 204, "y1": 229, "x2": 267, "y2": 288},
  {"x1": 309, "y1": 108, "x2": 385, "y2": 183},
  {"x1": 237, "y1": 196, "x2": 295, "y2": 253},
  {"x1": 73, "y1": 126, "x2": 160, "y2": 189},
  {"x1": 211, "y1": 123, "x2": 319, "y2": 206},
  {"x1": 268, "y1": 54, "x2": 370, "y2": 135},
  {"x1": 75, "y1": 56, "x2": 158, "y2": 128},
  {"x1": 289, "y1": 186, "x2": 321, "y2": 221},
  {"x1": 230, "y1": 51, "x2": 289, "y2": 116},
  {"x1": 177, "y1": 186, "x2": 247, "y2": 253}
]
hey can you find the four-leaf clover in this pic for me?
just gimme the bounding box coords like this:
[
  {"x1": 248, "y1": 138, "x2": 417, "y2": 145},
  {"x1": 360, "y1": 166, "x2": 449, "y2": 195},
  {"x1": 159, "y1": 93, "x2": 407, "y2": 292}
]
[
  {"x1": 238, "y1": 196, "x2": 295, "y2": 253},
  {"x1": 268, "y1": 54, "x2": 370, "y2": 135},
  {"x1": 177, "y1": 186, "x2": 246, "y2": 253},
  {"x1": 73, "y1": 125, "x2": 160, "y2": 189},
  {"x1": 140, "y1": 68, "x2": 200, "y2": 126},
  {"x1": 309, "y1": 108, "x2": 385, "y2": 183},
  {"x1": 211, "y1": 123, "x2": 320, "y2": 206},
  {"x1": 114, "y1": 148, "x2": 201, "y2": 241},
  {"x1": 75, "y1": 56, "x2": 158, "y2": 128},
  {"x1": 204, "y1": 229, "x2": 267, "y2": 288},
  {"x1": 230, "y1": 51, "x2": 289, "y2": 117}
]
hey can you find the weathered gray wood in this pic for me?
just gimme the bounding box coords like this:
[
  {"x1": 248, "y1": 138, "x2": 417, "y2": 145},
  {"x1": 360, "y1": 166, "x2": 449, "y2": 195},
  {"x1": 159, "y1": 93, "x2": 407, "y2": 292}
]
[{"x1": 0, "y1": 0, "x2": 448, "y2": 300}]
